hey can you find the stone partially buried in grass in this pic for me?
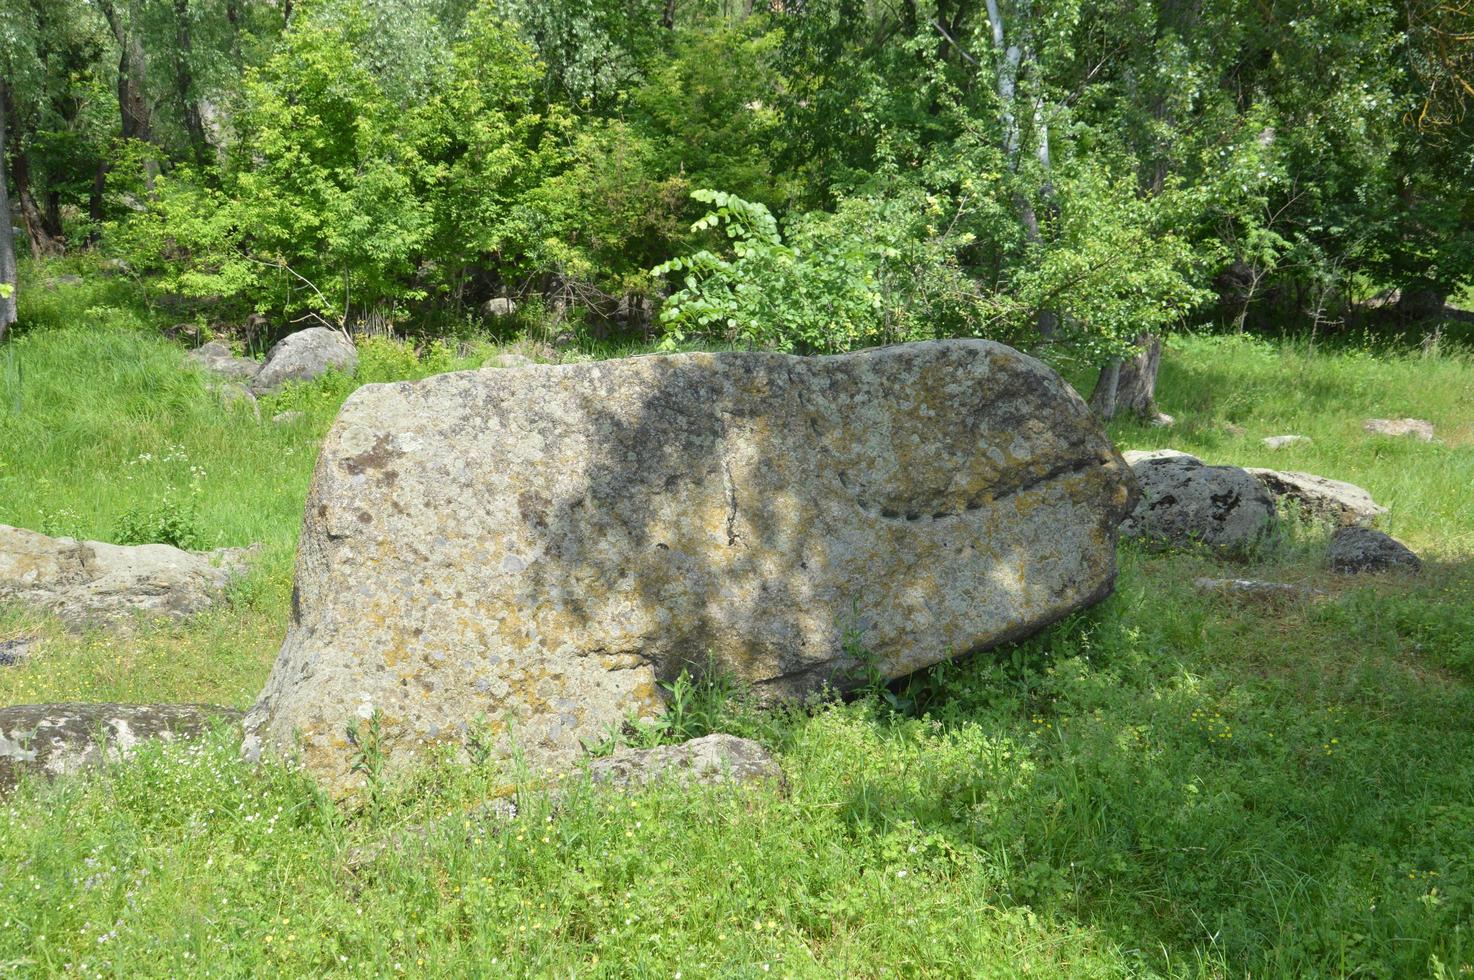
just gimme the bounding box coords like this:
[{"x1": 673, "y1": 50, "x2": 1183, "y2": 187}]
[
  {"x1": 244, "y1": 339, "x2": 1138, "y2": 798},
  {"x1": 186, "y1": 340, "x2": 261, "y2": 382},
  {"x1": 249, "y1": 326, "x2": 358, "y2": 395},
  {"x1": 1327, "y1": 526, "x2": 1422, "y2": 574},
  {"x1": 1261, "y1": 435, "x2": 1310, "y2": 450},
  {"x1": 1120, "y1": 450, "x2": 1278, "y2": 554},
  {"x1": 1245, "y1": 469, "x2": 1387, "y2": 527},
  {"x1": 1364, "y1": 417, "x2": 1435, "y2": 442},
  {"x1": 0, "y1": 702, "x2": 243, "y2": 794},
  {"x1": 0, "y1": 524, "x2": 254, "y2": 627}
]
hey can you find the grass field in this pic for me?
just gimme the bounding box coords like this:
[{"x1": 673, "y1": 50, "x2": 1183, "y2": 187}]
[{"x1": 3, "y1": 265, "x2": 1473, "y2": 976}]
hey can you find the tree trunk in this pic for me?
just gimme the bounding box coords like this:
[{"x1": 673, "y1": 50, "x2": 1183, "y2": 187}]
[
  {"x1": 88, "y1": 158, "x2": 110, "y2": 231},
  {"x1": 173, "y1": 0, "x2": 210, "y2": 166},
  {"x1": 99, "y1": 0, "x2": 158, "y2": 194},
  {"x1": 1090, "y1": 332, "x2": 1171, "y2": 424},
  {"x1": 0, "y1": 81, "x2": 17, "y2": 341},
  {"x1": 982, "y1": 0, "x2": 1058, "y2": 340},
  {"x1": 0, "y1": 87, "x2": 61, "y2": 257}
]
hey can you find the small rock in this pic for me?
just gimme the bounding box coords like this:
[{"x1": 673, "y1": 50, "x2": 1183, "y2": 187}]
[
  {"x1": 1121, "y1": 449, "x2": 1278, "y2": 553},
  {"x1": 1364, "y1": 418, "x2": 1434, "y2": 442},
  {"x1": 1327, "y1": 526, "x2": 1421, "y2": 574},
  {"x1": 187, "y1": 340, "x2": 262, "y2": 382},
  {"x1": 1194, "y1": 578, "x2": 1324, "y2": 599},
  {"x1": 586, "y1": 734, "x2": 783, "y2": 792},
  {"x1": 1262, "y1": 435, "x2": 1310, "y2": 450},
  {"x1": 482, "y1": 297, "x2": 518, "y2": 318},
  {"x1": 162, "y1": 323, "x2": 203, "y2": 344},
  {"x1": 0, "y1": 525, "x2": 255, "y2": 627},
  {"x1": 0, "y1": 636, "x2": 35, "y2": 667},
  {"x1": 250, "y1": 327, "x2": 357, "y2": 395},
  {"x1": 0, "y1": 702, "x2": 242, "y2": 794},
  {"x1": 219, "y1": 383, "x2": 261, "y2": 421},
  {"x1": 1246, "y1": 469, "x2": 1386, "y2": 527},
  {"x1": 272, "y1": 410, "x2": 305, "y2": 425}
]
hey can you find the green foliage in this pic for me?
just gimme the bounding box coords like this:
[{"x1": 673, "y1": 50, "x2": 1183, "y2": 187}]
[
  {"x1": 654, "y1": 188, "x2": 985, "y2": 353},
  {"x1": 110, "y1": 0, "x2": 569, "y2": 328},
  {"x1": 112, "y1": 492, "x2": 205, "y2": 550}
]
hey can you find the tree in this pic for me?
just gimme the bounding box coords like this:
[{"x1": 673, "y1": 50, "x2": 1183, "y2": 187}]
[{"x1": 0, "y1": 78, "x2": 17, "y2": 340}]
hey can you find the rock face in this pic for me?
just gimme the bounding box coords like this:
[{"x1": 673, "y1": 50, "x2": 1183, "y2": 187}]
[
  {"x1": 1328, "y1": 527, "x2": 1421, "y2": 574},
  {"x1": 244, "y1": 340, "x2": 1137, "y2": 797},
  {"x1": 0, "y1": 702, "x2": 242, "y2": 793},
  {"x1": 1364, "y1": 418, "x2": 1434, "y2": 442},
  {"x1": 1246, "y1": 469, "x2": 1386, "y2": 527},
  {"x1": 1120, "y1": 450, "x2": 1277, "y2": 553},
  {"x1": 186, "y1": 340, "x2": 261, "y2": 382},
  {"x1": 586, "y1": 734, "x2": 782, "y2": 791},
  {"x1": 0, "y1": 525, "x2": 252, "y2": 626},
  {"x1": 250, "y1": 327, "x2": 357, "y2": 395}
]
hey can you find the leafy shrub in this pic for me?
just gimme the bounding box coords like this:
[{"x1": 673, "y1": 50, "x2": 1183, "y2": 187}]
[
  {"x1": 113, "y1": 493, "x2": 206, "y2": 551},
  {"x1": 653, "y1": 189, "x2": 984, "y2": 353}
]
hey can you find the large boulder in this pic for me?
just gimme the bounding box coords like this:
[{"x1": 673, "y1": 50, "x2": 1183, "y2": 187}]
[
  {"x1": 0, "y1": 525, "x2": 253, "y2": 626},
  {"x1": 243, "y1": 340, "x2": 1137, "y2": 797},
  {"x1": 250, "y1": 327, "x2": 357, "y2": 395},
  {"x1": 0, "y1": 702, "x2": 242, "y2": 794},
  {"x1": 1120, "y1": 450, "x2": 1278, "y2": 553},
  {"x1": 186, "y1": 340, "x2": 261, "y2": 382},
  {"x1": 1245, "y1": 468, "x2": 1387, "y2": 527}
]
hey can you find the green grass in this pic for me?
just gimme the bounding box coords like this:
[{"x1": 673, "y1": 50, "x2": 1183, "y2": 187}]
[{"x1": 3, "y1": 270, "x2": 1474, "y2": 976}]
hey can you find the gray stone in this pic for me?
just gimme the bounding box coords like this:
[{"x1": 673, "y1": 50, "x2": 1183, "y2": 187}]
[
  {"x1": 0, "y1": 636, "x2": 35, "y2": 666},
  {"x1": 187, "y1": 340, "x2": 262, "y2": 382},
  {"x1": 585, "y1": 733, "x2": 782, "y2": 791},
  {"x1": 0, "y1": 524, "x2": 253, "y2": 627},
  {"x1": 243, "y1": 339, "x2": 1137, "y2": 798},
  {"x1": 482, "y1": 297, "x2": 518, "y2": 318},
  {"x1": 1120, "y1": 450, "x2": 1278, "y2": 553},
  {"x1": 1364, "y1": 418, "x2": 1435, "y2": 442},
  {"x1": 220, "y1": 383, "x2": 261, "y2": 421},
  {"x1": 1261, "y1": 435, "x2": 1310, "y2": 450},
  {"x1": 0, "y1": 702, "x2": 242, "y2": 794},
  {"x1": 1194, "y1": 577, "x2": 1324, "y2": 599},
  {"x1": 1327, "y1": 526, "x2": 1421, "y2": 574},
  {"x1": 272, "y1": 410, "x2": 305, "y2": 425},
  {"x1": 1245, "y1": 469, "x2": 1386, "y2": 527},
  {"x1": 250, "y1": 327, "x2": 357, "y2": 395}
]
